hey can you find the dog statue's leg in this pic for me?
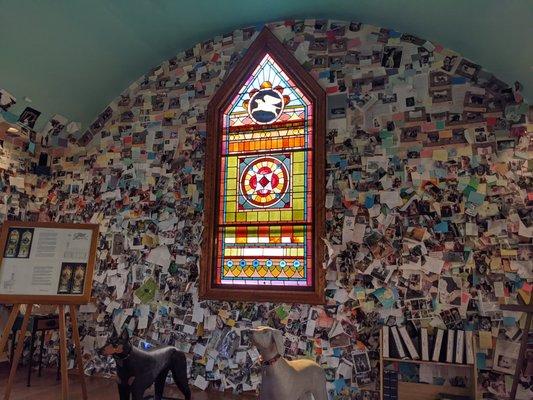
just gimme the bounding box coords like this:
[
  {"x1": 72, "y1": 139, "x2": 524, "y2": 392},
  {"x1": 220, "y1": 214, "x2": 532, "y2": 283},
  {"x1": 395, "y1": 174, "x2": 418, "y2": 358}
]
[
  {"x1": 171, "y1": 368, "x2": 191, "y2": 400},
  {"x1": 130, "y1": 379, "x2": 150, "y2": 400},
  {"x1": 297, "y1": 392, "x2": 311, "y2": 400},
  {"x1": 117, "y1": 383, "x2": 130, "y2": 400},
  {"x1": 171, "y1": 352, "x2": 191, "y2": 400},
  {"x1": 153, "y1": 371, "x2": 167, "y2": 400},
  {"x1": 313, "y1": 381, "x2": 329, "y2": 400},
  {"x1": 130, "y1": 386, "x2": 144, "y2": 400}
]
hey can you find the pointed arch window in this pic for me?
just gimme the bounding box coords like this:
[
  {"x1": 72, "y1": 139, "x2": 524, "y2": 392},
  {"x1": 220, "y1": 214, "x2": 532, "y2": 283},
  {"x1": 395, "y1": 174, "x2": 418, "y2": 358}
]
[{"x1": 201, "y1": 28, "x2": 325, "y2": 304}]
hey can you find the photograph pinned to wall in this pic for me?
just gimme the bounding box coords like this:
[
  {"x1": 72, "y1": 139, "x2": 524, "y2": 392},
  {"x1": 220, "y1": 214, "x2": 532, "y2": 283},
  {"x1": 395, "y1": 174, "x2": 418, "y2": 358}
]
[
  {"x1": 439, "y1": 307, "x2": 463, "y2": 329},
  {"x1": 0, "y1": 88, "x2": 16, "y2": 111},
  {"x1": 328, "y1": 93, "x2": 347, "y2": 119},
  {"x1": 17, "y1": 106, "x2": 41, "y2": 128},
  {"x1": 442, "y1": 55, "x2": 459, "y2": 72},
  {"x1": 112, "y1": 233, "x2": 125, "y2": 256},
  {"x1": 69, "y1": 181, "x2": 82, "y2": 195},
  {"x1": 352, "y1": 349, "x2": 371, "y2": 375},
  {"x1": 381, "y1": 46, "x2": 403, "y2": 68},
  {"x1": 40, "y1": 114, "x2": 68, "y2": 146},
  {"x1": 400, "y1": 297, "x2": 436, "y2": 321},
  {"x1": 348, "y1": 92, "x2": 377, "y2": 112},
  {"x1": 135, "y1": 277, "x2": 157, "y2": 304},
  {"x1": 455, "y1": 59, "x2": 480, "y2": 80},
  {"x1": 492, "y1": 340, "x2": 521, "y2": 375}
]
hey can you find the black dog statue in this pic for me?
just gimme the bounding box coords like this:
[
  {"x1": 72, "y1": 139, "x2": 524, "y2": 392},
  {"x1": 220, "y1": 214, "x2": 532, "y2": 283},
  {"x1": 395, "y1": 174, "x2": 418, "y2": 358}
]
[{"x1": 100, "y1": 329, "x2": 191, "y2": 400}]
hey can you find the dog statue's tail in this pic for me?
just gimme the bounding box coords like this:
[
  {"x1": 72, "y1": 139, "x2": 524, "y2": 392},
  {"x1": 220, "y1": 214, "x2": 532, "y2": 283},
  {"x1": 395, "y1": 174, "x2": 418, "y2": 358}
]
[{"x1": 171, "y1": 350, "x2": 191, "y2": 400}]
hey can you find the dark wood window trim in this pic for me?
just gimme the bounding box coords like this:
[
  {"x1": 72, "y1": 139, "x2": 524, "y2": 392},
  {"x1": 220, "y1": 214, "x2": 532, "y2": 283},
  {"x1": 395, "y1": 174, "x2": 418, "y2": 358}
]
[{"x1": 200, "y1": 28, "x2": 325, "y2": 304}]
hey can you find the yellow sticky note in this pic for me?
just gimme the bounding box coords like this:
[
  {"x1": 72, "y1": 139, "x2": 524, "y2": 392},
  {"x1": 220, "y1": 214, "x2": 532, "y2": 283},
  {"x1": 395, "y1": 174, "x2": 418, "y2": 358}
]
[
  {"x1": 490, "y1": 257, "x2": 502, "y2": 270},
  {"x1": 361, "y1": 301, "x2": 375, "y2": 312},
  {"x1": 457, "y1": 146, "x2": 473, "y2": 157},
  {"x1": 439, "y1": 130, "x2": 453, "y2": 139},
  {"x1": 187, "y1": 184, "x2": 197, "y2": 196},
  {"x1": 500, "y1": 248, "x2": 518, "y2": 257},
  {"x1": 493, "y1": 163, "x2": 508, "y2": 175},
  {"x1": 142, "y1": 235, "x2": 154, "y2": 246},
  {"x1": 478, "y1": 331, "x2": 493, "y2": 349},
  {"x1": 432, "y1": 149, "x2": 448, "y2": 161},
  {"x1": 518, "y1": 288, "x2": 531, "y2": 305}
]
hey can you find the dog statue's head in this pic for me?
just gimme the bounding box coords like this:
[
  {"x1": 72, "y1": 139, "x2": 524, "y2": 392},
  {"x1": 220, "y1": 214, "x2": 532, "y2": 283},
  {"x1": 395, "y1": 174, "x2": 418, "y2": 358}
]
[
  {"x1": 99, "y1": 328, "x2": 132, "y2": 358},
  {"x1": 250, "y1": 326, "x2": 284, "y2": 359}
]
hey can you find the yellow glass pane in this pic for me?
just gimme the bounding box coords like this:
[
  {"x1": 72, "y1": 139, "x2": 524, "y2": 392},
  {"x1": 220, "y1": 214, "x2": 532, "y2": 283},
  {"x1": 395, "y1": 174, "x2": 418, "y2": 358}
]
[
  {"x1": 293, "y1": 198, "x2": 304, "y2": 211},
  {"x1": 280, "y1": 210, "x2": 292, "y2": 221},
  {"x1": 293, "y1": 210, "x2": 304, "y2": 220},
  {"x1": 225, "y1": 212, "x2": 236, "y2": 222},
  {"x1": 257, "y1": 211, "x2": 269, "y2": 222},
  {"x1": 247, "y1": 211, "x2": 258, "y2": 222},
  {"x1": 293, "y1": 174, "x2": 304, "y2": 186},
  {"x1": 269, "y1": 210, "x2": 281, "y2": 220},
  {"x1": 226, "y1": 180, "x2": 236, "y2": 190}
]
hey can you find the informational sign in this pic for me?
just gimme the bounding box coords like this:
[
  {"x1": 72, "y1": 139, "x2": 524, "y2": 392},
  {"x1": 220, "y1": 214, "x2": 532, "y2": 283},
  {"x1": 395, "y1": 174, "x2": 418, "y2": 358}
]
[{"x1": 0, "y1": 221, "x2": 99, "y2": 304}]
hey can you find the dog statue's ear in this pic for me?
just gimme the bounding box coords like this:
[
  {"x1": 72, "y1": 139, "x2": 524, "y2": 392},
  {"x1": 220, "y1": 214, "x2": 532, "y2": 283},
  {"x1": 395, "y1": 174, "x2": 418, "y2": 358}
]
[
  {"x1": 120, "y1": 328, "x2": 130, "y2": 341},
  {"x1": 271, "y1": 328, "x2": 285, "y2": 356},
  {"x1": 110, "y1": 326, "x2": 119, "y2": 339}
]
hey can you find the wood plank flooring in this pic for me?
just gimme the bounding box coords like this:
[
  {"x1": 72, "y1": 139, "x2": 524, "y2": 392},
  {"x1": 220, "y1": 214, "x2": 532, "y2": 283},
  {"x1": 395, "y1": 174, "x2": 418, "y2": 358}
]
[{"x1": 0, "y1": 362, "x2": 256, "y2": 400}]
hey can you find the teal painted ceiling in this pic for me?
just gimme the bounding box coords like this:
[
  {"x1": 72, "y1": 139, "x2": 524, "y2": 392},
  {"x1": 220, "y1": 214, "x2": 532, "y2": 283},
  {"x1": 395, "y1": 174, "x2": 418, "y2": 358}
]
[{"x1": 1, "y1": 0, "x2": 532, "y2": 131}]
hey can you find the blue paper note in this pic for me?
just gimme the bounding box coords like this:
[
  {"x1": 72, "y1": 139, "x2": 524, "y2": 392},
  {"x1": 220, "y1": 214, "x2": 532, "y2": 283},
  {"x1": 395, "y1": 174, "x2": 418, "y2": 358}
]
[
  {"x1": 333, "y1": 378, "x2": 346, "y2": 393},
  {"x1": 503, "y1": 317, "x2": 516, "y2": 326},
  {"x1": 468, "y1": 191, "x2": 485, "y2": 205},
  {"x1": 319, "y1": 71, "x2": 330, "y2": 79},
  {"x1": 476, "y1": 353, "x2": 486, "y2": 369},
  {"x1": 435, "y1": 221, "x2": 449, "y2": 233}
]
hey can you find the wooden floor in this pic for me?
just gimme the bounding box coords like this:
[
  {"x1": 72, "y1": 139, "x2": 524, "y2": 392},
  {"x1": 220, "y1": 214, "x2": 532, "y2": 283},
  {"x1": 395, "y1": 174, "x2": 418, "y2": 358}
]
[{"x1": 0, "y1": 362, "x2": 256, "y2": 400}]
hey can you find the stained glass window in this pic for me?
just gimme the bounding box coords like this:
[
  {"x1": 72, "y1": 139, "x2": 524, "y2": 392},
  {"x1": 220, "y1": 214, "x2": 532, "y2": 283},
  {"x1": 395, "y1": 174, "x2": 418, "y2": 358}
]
[
  {"x1": 201, "y1": 28, "x2": 325, "y2": 303},
  {"x1": 217, "y1": 53, "x2": 313, "y2": 287}
]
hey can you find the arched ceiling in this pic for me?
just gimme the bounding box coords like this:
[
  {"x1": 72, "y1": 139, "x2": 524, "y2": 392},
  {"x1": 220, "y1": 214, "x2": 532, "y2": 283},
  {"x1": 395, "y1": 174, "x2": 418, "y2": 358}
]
[{"x1": 1, "y1": 0, "x2": 531, "y2": 131}]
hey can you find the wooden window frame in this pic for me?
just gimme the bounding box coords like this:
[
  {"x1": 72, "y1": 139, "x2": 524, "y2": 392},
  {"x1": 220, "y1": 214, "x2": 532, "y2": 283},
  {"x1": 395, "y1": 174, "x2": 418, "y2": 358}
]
[{"x1": 200, "y1": 28, "x2": 325, "y2": 304}]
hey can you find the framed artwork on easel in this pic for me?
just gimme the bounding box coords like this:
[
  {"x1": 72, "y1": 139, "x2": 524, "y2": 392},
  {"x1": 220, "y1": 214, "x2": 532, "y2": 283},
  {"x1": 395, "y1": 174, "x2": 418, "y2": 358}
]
[
  {"x1": 0, "y1": 221, "x2": 99, "y2": 400},
  {"x1": 0, "y1": 221, "x2": 98, "y2": 305}
]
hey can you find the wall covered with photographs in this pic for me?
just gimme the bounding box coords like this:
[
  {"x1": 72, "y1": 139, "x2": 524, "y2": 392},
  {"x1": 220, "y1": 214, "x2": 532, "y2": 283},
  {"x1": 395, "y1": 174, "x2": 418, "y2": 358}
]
[{"x1": 0, "y1": 20, "x2": 531, "y2": 399}]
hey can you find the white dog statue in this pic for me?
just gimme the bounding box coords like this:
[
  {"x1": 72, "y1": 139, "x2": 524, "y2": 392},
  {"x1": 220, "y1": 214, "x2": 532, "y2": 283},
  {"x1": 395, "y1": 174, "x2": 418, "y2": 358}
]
[{"x1": 250, "y1": 326, "x2": 328, "y2": 400}]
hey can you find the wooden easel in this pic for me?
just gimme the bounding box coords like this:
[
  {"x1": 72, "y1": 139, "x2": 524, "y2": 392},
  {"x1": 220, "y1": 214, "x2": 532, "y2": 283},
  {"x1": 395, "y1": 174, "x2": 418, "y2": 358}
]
[
  {"x1": 500, "y1": 295, "x2": 533, "y2": 400},
  {"x1": 0, "y1": 303, "x2": 87, "y2": 400}
]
